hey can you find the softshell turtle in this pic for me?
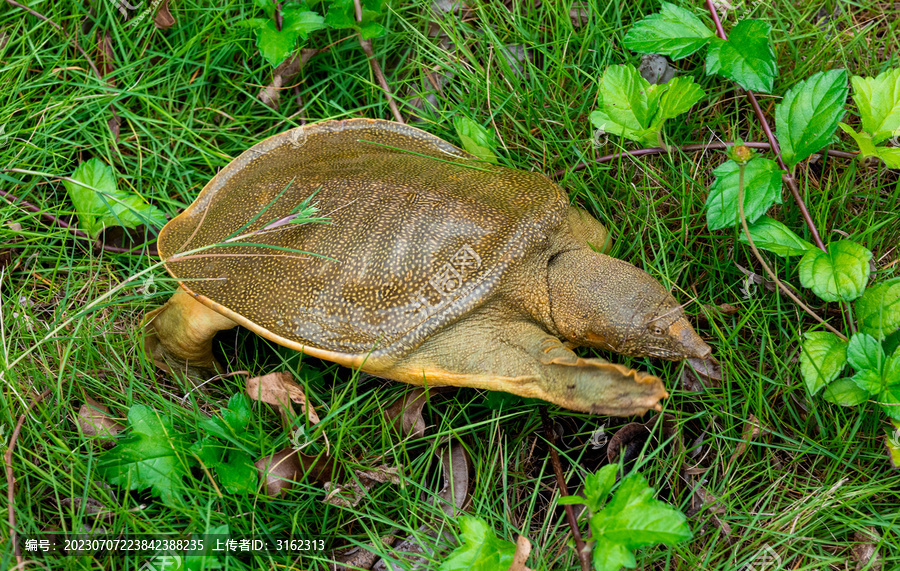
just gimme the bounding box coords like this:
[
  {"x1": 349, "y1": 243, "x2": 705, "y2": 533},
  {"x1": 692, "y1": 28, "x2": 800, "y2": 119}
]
[{"x1": 145, "y1": 119, "x2": 710, "y2": 415}]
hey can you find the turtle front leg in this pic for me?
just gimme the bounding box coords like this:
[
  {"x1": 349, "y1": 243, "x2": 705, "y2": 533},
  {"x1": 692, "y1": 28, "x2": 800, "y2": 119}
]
[
  {"x1": 144, "y1": 287, "x2": 237, "y2": 380},
  {"x1": 377, "y1": 316, "x2": 667, "y2": 416}
]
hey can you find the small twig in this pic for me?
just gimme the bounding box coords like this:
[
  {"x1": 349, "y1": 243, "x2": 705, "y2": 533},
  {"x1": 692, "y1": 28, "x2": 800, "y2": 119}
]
[
  {"x1": 5, "y1": 0, "x2": 102, "y2": 81},
  {"x1": 0, "y1": 186, "x2": 159, "y2": 256},
  {"x1": 5, "y1": 388, "x2": 53, "y2": 566},
  {"x1": 555, "y1": 141, "x2": 857, "y2": 179},
  {"x1": 352, "y1": 0, "x2": 403, "y2": 123},
  {"x1": 737, "y1": 162, "x2": 847, "y2": 340},
  {"x1": 539, "y1": 408, "x2": 591, "y2": 571},
  {"x1": 704, "y1": 0, "x2": 826, "y2": 252}
]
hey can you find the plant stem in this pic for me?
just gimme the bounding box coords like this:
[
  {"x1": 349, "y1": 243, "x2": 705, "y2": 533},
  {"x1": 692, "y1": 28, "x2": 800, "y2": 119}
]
[
  {"x1": 736, "y1": 164, "x2": 847, "y2": 341},
  {"x1": 353, "y1": 0, "x2": 403, "y2": 123},
  {"x1": 704, "y1": 0, "x2": 826, "y2": 252}
]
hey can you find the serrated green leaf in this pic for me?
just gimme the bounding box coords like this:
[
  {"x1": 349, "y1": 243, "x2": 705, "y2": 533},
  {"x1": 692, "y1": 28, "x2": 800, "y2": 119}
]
[
  {"x1": 874, "y1": 146, "x2": 900, "y2": 168},
  {"x1": 252, "y1": 7, "x2": 325, "y2": 67},
  {"x1": 622, "y1": 2, "x2": 714, "y2": 60},
  {"x1": 588, "y1": 472, "x2": 691, "y2": 571},
  {"x1": 216, "y1": 450, "x2": 257, "y2": 494},
  {"x1": 775, "y1": 69, "x2": 848, "y2": 168},
  {"x1": 200, "y1": 393, "x2": 252, "y2": 440},
  {"x1": 822, "y1": 378, "x2": 870, "y2": 406},
  {"x1": 705, "y1": 20, "x2": 777, "y2": 93},
  {"x1": 592, "y1": 541, "x2": 637, "y2": 571},
  {"x1": 800, "y1": 331, "x2": 848, "y2": 395},
  {"x1": 652, "y1": 75, "x2": 706, "y2": 130},
  {"x1": 98, "y1": 405, "x2": 194, "y2": 503},
  {"x1": 254, "y1": 0, "x2": 276, "y2": 18},
  {"x1": 591, "y1": 64, "x2": 657, "y2": 144},
  {"x1": 738, "y1": 215, "x2": 815, "y2": 257},
  {"x1": 705, "y1": 157, "x2": 783, "y2": 231},
  {"x1": 856, "y1": 278, "x2": 900, "y2": 340},
  {"x1": 63, "y1": 158, "x2": 167, "y2": 239},
  {"x1": 847, "y1": 332, "x2": 884, "y2": 374},
  {"x1": 453, "y1": 117, "x2": 499, "y2": 164},
  {"x1": 582, "y1": 464, "x2": 617, "y2": 513},
  {"x1": 878, "y1": 382, "x2": 900, "y2": 421},
  {"x1": 850, "y1": 67, "x2": 900, "y2": 142},
  {"x1": 439, "y1": 516, "x2": 516, "y2": 571},
  {"x1": 798, "y1": 240, "x2": 872, "y2": 302}
]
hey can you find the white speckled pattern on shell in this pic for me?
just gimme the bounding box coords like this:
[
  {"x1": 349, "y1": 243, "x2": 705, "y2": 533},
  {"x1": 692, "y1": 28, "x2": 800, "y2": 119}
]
[{"x1": 159, "y1": 119, "x2": 567, "y2": 358}]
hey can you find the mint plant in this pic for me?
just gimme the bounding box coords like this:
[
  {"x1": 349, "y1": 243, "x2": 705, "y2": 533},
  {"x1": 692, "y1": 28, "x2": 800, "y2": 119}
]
[
  {"x1": 558, "y1": 465, "x2": 691, "y2": 571},
  {"x1": 241, "y1": 0, "x2": 326, "y2": 68},
  {"x1": 99, "y1": 395, "x2": 260, "y2": 502},
  {"x1": 439, "y1": 516, "x2": 517, "y2": 570},
  {"x1": 598, "y1": 1, "x2": 900, "y2": 464}
]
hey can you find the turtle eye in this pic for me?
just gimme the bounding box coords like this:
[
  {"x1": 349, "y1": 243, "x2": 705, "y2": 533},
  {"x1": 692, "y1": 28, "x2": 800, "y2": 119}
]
[{"x1": 650, "y1": 325, "x2": 664, "y2": 336}]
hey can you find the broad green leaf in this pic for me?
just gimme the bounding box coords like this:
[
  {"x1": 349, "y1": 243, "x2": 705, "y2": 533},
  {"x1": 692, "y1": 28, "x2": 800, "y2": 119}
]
[
  {"x1": 798, "y1": 240, "x2": 872, "y2": 302},
  {"x1": 856, "y1": 278, "x2": 900, "y2": 340},
  {"x1": 216, "y1": 450, "x2": 257, "y2": 495},
  {"x1": 839, "y1": 123, "x2": 900, "y2": 167},
  {"x1": 850, "y1": 67, "x2": 900, "y2": 143},
  {"x1": 588, "y1": 473, "x2": 691, "y2": 571},
  {"x1": 439, "y1": 516, "x2": 516, "y2": 570},
  {"x1": 800, "y1": 331, "x2": 848, "y2": 395},
  {"x1": 874, "y1": 146, "x2": 900, "y2": 168},
  {"x1": 705, "y1": 20, "x2": 777, "y2": 93},
  {"x1": 592, "y1": 542, "x2": 636, "y2": 571},
  {"x1": 63, "y1": 158, "x2": 166, "y2": 239},
  {"x1": 705, "y1": 157, "x2": 783, "y2": 231},
  {"x1": 200, "y1": 393, "x2": 252, "y2": 440},
  {"x1": 252, "y1": 7, "x2": 326, "y2": 67},
  {"x1": 98, "y1": 405, "x2": 194, "y2": 503},
  {"x1": 590, "y1": 64, "x2": 657, "y2": 144},
  {"x1": 885, "y1": 330, "x2": 900, "y2": 358},
  {"x1": 775, "y1": 69, "x2": 848, "y2": 168},
  {"x1": 879, "y1": 382, "x2": 900, "y2": 421},
  {"x1": 582, "y1": 464, "x2": 617, "y2": 513},
  {"x1": 822, "y1": 378, "x2": 869, "y2": 406},
  {"x1": 887, "y1": 419, "x2": 900, "y2": 469},
  {"x1": 325, "y1": 0, "x2": 385, "y2": 35},
  {"x1": 738, "y1": 216, "x2": 815, "y2": 257},
  {"x1": 453, "y1": 117, "x2": 499, "y2": 164},
  {"x1": 623, "y1": 2, "x2": 714, "y2": 60},
  {"x1": 652, "y1": 75, "x2": 706, "y2": 130},
  {"x1": 847, "y1": 332, "x2": 884, "y2": 374}
]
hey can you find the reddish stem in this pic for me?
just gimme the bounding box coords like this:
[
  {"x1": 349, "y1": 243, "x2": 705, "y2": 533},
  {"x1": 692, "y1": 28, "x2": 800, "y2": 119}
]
[{"x1": 703, "y1": 0, "x2": 826, "y2": 251}]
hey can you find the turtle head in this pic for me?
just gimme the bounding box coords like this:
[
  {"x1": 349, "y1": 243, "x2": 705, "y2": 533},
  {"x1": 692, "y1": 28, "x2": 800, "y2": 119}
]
[{"x1": 548, "y1": 250, "x2": 711, "y2": 360}]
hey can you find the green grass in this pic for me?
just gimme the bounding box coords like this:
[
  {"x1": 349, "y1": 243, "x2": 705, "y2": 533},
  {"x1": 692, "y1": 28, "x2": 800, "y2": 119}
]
[{"x1": 1, "y1": 0, "x2": 899, "y2": 569}]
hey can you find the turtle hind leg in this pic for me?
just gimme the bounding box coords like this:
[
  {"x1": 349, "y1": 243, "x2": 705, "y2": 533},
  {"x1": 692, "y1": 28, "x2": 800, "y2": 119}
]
[
  {"x1": 376, "y1": 316, "x2": 667, "y2": 416},
  {"x1": 143, "y1": 287, "x2": 237, "y2": 381}
]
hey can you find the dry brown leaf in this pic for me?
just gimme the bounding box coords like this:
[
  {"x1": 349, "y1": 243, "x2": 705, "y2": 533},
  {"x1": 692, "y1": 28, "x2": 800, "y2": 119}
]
[
  {"x1": 852, "y1": 528, "x2": 882, "y2": 571},
  {"x1": 325, "y1": 464, "x2": 403, "y2": 508},
  {"x1": 725, "y1": 414, "x2": 770, "y2": 473},
  {"x1": 257, "y1": 49, "x2": 319, "y2": 110},
  {"x1": 384, "y1": 388, "x2": 429, "y2": 439},
  {"x1": 434, "y1": 442, "x2": 470, "y2": 515},
  {"x1": 246, "y1": 371, "x2": 320, "y2": 425},
  {"x1": 76, "y1": 397, "x2": 124, "y2": 443},
  {"x1": 97, "y1": 31, "x2": 115, "y2": 87},
  {"x1": 154, "y1": 0, "x2": 175, "y2": 30},
  {"x1": 255, "y1": 447, "x2": 335, "y2": 497},
  {"x1": 569, "y1": 3, "x2": 589, "y2": 28},
  {"x1": 507, "y1": 535, "x2": 533, "y2": 571}
]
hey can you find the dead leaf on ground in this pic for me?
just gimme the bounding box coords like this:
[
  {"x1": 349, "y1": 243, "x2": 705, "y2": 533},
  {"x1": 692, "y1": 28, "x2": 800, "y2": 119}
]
[
  {"x1": 255, "y1": 447, "x2": 335, "y2": 497},
  {"x1": 508, "y1": 535, "x2": 533, "y2": 571},
  {"x1": 154, "y1": 0, "x2": 175, "y2": 30},
  {"x1": 257, "y1": 49, "x2": 319, "y2": 110},
  {"x1": 569, "y1": 3, "x2": 589, "y2": 28},
  {"x1": 246, "y1": 371, "x2": 320, "y2": 426},
  {"x1": 384, "y1": 388, "x2": 429, "y2": 439},
  {"x1": 75, "y1": 397, "x2": 124, "y2": 444},
  {"x1": 324, "y1": 464, "x2": 403, "y2": 508},
  {"x1": 852, "y1": 527, "x2": 882, "y2": 571},
  {"x1": 682, "y1": 355, "x2": 723, "y2": 391},
  {"x1": 725, "y1": 414, "x2": 770, "y2": 473},
  {"x1": 607, "y1": 413, "x2": 677, "y2": 465}
]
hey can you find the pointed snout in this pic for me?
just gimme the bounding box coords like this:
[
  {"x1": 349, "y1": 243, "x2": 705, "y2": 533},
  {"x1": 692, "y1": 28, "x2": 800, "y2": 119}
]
[{"x1": 669, "y1": 318, "x2": 712, "y2": 359}]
